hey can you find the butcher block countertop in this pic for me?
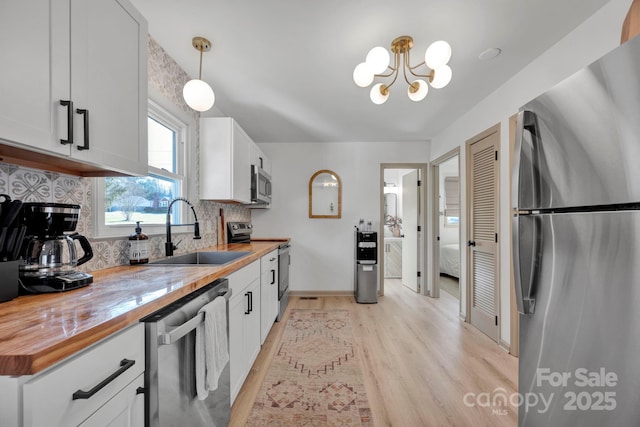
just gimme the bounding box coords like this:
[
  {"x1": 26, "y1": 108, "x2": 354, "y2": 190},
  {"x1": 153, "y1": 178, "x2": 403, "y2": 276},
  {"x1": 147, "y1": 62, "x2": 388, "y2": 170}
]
[{"x1": 0, "y1": 240, "x2": 288, "y2": 376}]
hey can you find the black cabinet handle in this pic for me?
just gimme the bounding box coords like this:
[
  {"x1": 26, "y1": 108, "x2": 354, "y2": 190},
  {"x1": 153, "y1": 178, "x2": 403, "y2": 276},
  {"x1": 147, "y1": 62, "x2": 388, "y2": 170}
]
[
  {"x1": 245, "y1": 292, "x2": 251, "y2": 314},
  {"x1": 72, "y1": 359, "x2": 135, "y2": 400},
  {"x1": 76, "y1": 108, "x2": 90, "y2": 150},
  {"x1": 271, "y1": 269, "x2": 276, "y2": 285},
  {"x1": 60, "y1": 100, "x2": 74, "y2": 145},
  {"x1": 468, "y1": 240, "x2": 476, "y2": 247},
  {"x1": 248, "y1": 291, "x2": 253, "y2": 313}
]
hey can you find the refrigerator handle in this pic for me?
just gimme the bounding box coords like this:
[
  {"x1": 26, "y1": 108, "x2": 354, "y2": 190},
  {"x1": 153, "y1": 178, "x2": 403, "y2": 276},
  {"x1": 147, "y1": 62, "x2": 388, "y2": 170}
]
[
  {"x1": 512, "y1": 110, "x2": 541, "y2": 211},
  {"x1": 512, "y1": 214, "x2": 538, "y2": 315}
]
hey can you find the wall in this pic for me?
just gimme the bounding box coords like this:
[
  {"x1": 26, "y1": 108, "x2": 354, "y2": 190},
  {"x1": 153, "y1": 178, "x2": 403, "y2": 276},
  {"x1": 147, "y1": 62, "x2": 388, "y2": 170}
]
[
  {"x1": 251, "y1": 141, "x2": 429, "y2": 293},
  {"x1": 429, "y1": 0, "x2": 633, "y2": 347},
  {"x1": 0, "y1": 37, "x2": 249, "y2": 272}
]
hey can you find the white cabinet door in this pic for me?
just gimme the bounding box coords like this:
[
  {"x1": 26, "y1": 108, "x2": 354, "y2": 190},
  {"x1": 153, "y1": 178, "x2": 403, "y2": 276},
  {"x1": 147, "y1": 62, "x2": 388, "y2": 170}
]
[
  {"x1": 0, "y1": 0, "x2": 147, "y2": 176},
  {"x1": 227, "y1": 261, "x2": 261, "y2": 404},
  {"x1": 260, "y1": 151, "x2": 272, "y2": 177},
  {"x1": 250, "y1": 142, "x2": 271, "y2": 176},
  {"x1": 245, "y1": 278, "x2": 261, "y2": 369},
  {"x1": 0, "y1": 0, "x2": 70, "y2": 155},
  {"x1": 70, "y1": 0, "x2": 147, "y2": 175},
  {"x1": 78, "y1": 374, "x2": 144, "y2": 427},
  {"x1": 200, "y1": 118, "x2": 251, "y2": 203},
  {"x1": 260, "y1": 250, "x2": 279, "y2": 343},
  {"x1": 231, "y1": 123, "x2": 252, "y2": 203},
  {"x1": 229, "y1": 292, "x2": 245, "y2": 403}
]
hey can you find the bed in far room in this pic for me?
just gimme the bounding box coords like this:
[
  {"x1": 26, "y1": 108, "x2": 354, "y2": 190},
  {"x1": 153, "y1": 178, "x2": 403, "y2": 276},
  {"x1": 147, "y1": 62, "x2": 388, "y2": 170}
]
[{"x1": 440, "y1": 243, "x2": 460, "y2": 278}]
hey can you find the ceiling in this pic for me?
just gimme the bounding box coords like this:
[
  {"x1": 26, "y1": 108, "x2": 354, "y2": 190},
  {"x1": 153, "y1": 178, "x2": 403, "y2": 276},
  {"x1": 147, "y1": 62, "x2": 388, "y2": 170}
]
[{"x1": 130, "y1": 0, "x2": 611, "y2": 143}]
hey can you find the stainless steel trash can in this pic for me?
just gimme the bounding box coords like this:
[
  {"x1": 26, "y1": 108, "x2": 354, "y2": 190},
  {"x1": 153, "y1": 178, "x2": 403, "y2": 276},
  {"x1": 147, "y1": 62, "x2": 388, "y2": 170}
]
[{"x1": 356, "y1": 262, "x2": 378, "y2": 303}]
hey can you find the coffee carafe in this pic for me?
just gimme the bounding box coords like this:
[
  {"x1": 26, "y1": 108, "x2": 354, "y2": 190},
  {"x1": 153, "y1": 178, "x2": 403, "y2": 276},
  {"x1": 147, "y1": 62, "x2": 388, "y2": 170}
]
[{"x1": 19, "y1": 203, "x2": 94, "y2": 293}]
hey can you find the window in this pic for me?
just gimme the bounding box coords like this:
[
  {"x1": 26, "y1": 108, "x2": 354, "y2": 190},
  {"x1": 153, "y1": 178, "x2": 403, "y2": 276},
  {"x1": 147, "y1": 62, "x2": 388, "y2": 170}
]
[
  {"x1": 444, "y1": 176, "x2": 459, "y2": 227},
  {"x1": 94, "y1": 98, "x2": 194, "y2": 238}
]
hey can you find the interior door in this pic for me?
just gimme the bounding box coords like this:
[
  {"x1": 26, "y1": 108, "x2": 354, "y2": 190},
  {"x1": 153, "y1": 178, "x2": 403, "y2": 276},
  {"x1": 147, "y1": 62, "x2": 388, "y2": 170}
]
[
  {"x1": 468, "y1": 129, "x2": 499, "y2": 342},
  {"x1": 402, "y1": 170, "x2": 419, "y2": 292}
]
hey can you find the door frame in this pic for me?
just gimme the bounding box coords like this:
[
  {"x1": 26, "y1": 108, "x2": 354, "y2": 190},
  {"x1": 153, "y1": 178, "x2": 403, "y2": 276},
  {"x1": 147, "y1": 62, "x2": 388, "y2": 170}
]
[
  {"x1": 430, "y1": 148, "x2": 461, "y2": 304},
  {"x1": 466, "y1": 123, "x2": 501, "y2": 341},
  {"x1": 379, "y1": 163, "x2": 428, "y2": 296}
]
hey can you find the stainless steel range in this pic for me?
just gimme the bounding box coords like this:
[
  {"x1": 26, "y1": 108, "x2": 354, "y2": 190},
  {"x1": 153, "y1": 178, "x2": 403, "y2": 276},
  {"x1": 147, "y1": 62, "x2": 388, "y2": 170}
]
[{"x1": 226, "y1": 221, "x2": 252, "y2": 243}]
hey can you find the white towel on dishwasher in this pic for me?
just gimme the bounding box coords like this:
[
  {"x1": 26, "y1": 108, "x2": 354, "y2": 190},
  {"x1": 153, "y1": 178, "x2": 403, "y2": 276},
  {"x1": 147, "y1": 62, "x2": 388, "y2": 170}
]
[{"x1": 195, "y1": 295, "x2": 228, "y2": 400}]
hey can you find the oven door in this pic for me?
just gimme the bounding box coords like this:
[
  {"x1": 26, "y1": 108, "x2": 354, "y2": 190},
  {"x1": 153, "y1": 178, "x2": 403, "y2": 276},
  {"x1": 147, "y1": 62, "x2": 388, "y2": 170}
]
[{"x1": 278, "y1": 245, "x2": 290, "y2": 299}]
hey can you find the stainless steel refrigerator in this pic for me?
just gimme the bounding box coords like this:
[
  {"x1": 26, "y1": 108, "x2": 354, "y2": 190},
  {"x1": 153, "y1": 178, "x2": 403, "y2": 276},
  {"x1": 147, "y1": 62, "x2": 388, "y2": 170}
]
[{"x1": 513, "y1": 35, "x2": 640, "y2": 427}]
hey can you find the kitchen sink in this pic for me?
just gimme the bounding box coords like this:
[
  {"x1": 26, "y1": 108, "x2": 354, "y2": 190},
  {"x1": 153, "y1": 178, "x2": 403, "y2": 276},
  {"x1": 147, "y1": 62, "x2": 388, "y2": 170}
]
[{"x1": 148, "y1": 251, "x2": 251, "y2": 266}]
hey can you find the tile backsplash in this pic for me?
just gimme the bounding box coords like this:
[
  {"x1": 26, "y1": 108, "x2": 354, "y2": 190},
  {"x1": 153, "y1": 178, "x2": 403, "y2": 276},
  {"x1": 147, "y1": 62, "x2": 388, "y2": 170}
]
[
  {"x1": 0, "y1": 35, "x2": 250, "y2": 272},
  {"x1": 0, "y1": 163, "x2": 249, "y2": 273}
]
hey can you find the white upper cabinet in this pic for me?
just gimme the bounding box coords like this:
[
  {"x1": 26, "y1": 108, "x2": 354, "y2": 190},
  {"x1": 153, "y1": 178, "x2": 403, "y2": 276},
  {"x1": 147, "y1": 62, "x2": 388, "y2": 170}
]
[
  {"x1": 200, "y1": 118, "x2": 252, "y2": 203},
  {"x1": 250, "y1": 142, "x2": 271, "y2": 176},
  {"x1": 0, "y1": 0, "x2": 148, "y2": 176}
]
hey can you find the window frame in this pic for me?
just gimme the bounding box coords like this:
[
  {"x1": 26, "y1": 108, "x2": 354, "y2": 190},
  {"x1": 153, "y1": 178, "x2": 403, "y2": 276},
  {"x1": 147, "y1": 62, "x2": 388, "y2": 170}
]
[
  {"x1": 93, "y1": 96, "x2": 195, "y2": 239},
  {"x1": 443, "y1": 175, "x2": 459, "y2": 228}
]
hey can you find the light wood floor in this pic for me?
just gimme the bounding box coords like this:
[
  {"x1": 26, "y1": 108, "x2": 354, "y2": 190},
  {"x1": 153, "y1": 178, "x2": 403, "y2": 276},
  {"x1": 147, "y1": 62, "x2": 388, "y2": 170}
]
[
  {"x1": 229, "y1": 280, "x2": 518, "y2": 427},
  {"x1": 439, "y1": 275, "x2": 460, "y2": 299}
]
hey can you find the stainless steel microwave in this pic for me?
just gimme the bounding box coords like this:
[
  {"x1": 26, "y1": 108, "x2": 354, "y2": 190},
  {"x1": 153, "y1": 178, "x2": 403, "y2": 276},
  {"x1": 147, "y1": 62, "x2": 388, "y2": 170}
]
[{"x1": 251, "y1": 164, "x2": 272, "y2": 205}]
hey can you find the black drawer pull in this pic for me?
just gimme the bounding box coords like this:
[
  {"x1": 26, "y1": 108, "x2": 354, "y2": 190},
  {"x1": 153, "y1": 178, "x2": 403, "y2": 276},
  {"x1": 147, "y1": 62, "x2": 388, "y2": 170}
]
[
  {"x1": 271, "y1": 269, "x2": 276, "y2": 285},
  {"x1": 60, "y1": 100, "x2": 74, "y2": 145},
  {"x1": 76, "y1": 108, "x2": 90, "y2": 150},
  {"x1": 72, "y1": 359, "x2": 135, "y2": 400}
]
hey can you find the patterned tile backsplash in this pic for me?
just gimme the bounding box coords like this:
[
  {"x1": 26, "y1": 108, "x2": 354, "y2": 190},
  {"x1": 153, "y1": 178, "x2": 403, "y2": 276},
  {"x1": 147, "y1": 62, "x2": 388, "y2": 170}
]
[
  {"x1": 0, "y1": 161, "x2": 250, "y2": 272},
  {"x1": 0, "y1": 35, "x2": 251, "y2": 272}
]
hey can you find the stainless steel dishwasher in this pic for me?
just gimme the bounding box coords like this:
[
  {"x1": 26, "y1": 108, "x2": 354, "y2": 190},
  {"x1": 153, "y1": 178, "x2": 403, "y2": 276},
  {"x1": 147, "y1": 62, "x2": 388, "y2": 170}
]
[{"x1": 141, "y1": 278, "x2": 231, "y2": 427}]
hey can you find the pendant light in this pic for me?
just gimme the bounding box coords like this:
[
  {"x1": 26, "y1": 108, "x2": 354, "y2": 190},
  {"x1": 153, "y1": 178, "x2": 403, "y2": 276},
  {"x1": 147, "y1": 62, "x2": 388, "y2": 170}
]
[{"x1": 183, "y1": 36, "x2": 215, "y2": 112}]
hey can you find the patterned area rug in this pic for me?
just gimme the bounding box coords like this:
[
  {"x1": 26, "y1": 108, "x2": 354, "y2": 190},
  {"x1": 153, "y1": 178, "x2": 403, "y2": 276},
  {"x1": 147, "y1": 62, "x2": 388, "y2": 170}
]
[{"x1": 246, "y1": 310, "x2": 373, "y2": 426}]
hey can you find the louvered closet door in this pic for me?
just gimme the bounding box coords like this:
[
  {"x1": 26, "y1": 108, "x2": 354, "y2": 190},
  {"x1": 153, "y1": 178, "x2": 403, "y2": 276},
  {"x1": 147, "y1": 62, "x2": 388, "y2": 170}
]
[{"x1": 469, "y1": 130, "x2": 499, "y2": 342}]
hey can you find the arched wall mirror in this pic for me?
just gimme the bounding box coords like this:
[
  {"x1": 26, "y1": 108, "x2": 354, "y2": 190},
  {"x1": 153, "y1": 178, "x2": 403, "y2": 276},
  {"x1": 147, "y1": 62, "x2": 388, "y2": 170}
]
[{"x1": 309, "y1": 170, "x2": 342, "y2": 218}]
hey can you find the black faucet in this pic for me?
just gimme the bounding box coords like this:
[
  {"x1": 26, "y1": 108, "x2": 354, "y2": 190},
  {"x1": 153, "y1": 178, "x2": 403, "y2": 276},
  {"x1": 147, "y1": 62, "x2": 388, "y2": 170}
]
[{"x1": 165, "y1": 197, "x2": 201, "y2": 256}]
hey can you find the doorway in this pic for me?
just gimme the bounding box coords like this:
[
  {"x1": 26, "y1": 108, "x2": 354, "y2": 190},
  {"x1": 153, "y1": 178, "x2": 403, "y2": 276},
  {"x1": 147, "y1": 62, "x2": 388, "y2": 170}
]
[
  {"x1": 379, "y1": 164, "x2": 428, "y2": 296},
  {"x1": 430, "y1": 150, "x2": 461, "y2": 313}
]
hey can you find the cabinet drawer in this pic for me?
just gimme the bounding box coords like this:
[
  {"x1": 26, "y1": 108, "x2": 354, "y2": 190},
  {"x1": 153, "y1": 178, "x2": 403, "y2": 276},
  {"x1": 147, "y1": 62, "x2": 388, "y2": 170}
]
[
  {"x1": 260, "y1": 249, "x2": 278, "y2": 274},
  {"x1": 228, "y1": 260, "x2": 260, "y2": 297},
  {"x1": 78, "y1": 374, "x2": 144, "y2": 427},
  {"x1": 23, "y1": 323, "x2": 144, "y2": 427}
]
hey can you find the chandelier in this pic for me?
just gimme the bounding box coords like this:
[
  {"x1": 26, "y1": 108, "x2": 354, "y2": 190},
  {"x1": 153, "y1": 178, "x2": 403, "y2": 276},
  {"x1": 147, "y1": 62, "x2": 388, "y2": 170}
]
[
  {"x1": 353, "y1": 36, "x2": 452, "y2": 104},
  {"x1": 183, "y1": 36, "x2": 215, "y2": 112}
]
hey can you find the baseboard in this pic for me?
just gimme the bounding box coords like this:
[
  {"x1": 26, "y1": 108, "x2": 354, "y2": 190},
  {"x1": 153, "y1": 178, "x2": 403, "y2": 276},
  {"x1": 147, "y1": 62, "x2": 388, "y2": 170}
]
[
  {"x1": 289, "y1": 290, "x2": 354, "y2": 297},
  {"x1": 499, "y1": 339, "x2": 511, "y2": 353}
]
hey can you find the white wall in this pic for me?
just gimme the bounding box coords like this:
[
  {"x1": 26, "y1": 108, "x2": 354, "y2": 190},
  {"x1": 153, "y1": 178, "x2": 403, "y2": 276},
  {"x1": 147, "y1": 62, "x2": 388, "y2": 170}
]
[
  {"x1": 251, "y1": 141, "x2": 429, "y2": 293},
  {"x1": 429, "y1": 0, "x2": 633, "y2": 347}
]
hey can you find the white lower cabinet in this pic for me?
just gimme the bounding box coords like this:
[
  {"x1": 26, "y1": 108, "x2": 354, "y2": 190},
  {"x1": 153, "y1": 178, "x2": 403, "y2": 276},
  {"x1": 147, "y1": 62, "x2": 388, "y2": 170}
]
[
  {"x1": 384, "y1": 238, "x2": 402, "y2": 278},
  {"x1": 0, "y1": 323, "x2": 145, "y2": 427},
  {"x1": 228, "y1": 261, "x2": 261, "y2": 404},
  {"x1": 260, "y1": 249, "x2": 279, "y2": 344}
]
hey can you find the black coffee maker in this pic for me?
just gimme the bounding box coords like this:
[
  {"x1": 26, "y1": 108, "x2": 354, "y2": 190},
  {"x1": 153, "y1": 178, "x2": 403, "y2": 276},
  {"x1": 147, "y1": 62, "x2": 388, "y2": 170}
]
[{"x1": 19, "y1": 203, "x2": 93, "y2": 293}]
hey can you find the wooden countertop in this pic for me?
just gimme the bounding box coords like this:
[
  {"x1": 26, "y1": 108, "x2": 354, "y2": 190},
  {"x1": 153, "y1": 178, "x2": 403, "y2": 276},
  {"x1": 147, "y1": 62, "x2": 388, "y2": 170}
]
[{"x1": 0, "y1": 241, "x2": 286, "y2": 376}]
